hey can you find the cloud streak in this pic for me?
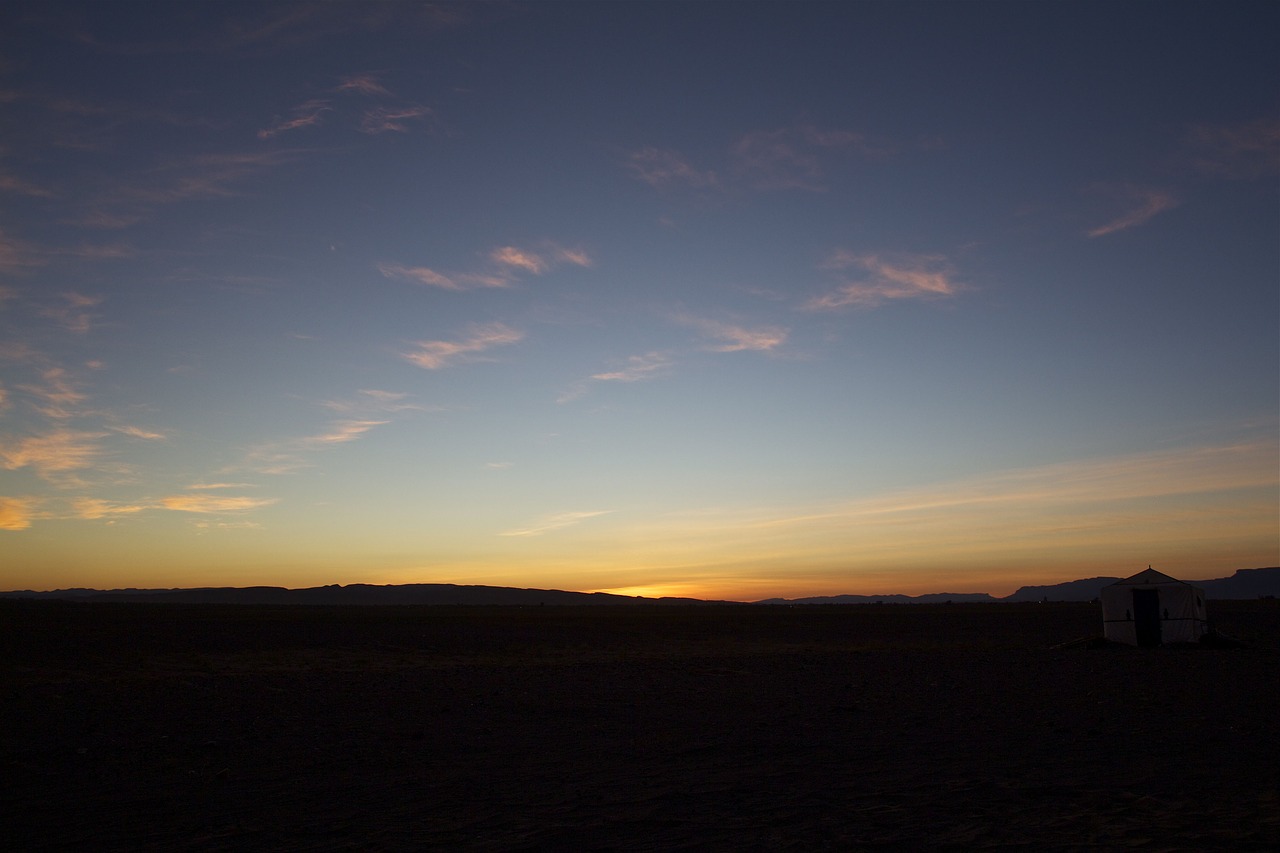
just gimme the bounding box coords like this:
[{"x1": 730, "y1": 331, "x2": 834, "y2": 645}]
[
  {"x1": 402, "y1": 323, "x2": 524, "y2": 370},
  {"x1": 0, "y1": 497, "x2": 37, "y2": 531},
  {"x1": 1086, "y1": 185, "x2": 1178, "y2": 237},
  {"x1": 257, "y1": 99, "x2": 331, "y2": 139},
  {"x1": 678, "y1": 316, "x2": 788, "y2": 353},
  {"x1": 1184, "y1": 117, "x2": 1280, "y2": 179},
  {"x1": 500, "y1": 510, "x2": 613, "y2": 537},
  {"x1": 379, "y1": 244, "x2": 591, "y2": 291},
  {"x1": 160, "y1": 494, "x2": 279, "y2": 513},
  {"x1": 807, "y1": 252, "x2": 961, "y2": 309},
  {"x1": 0, "y1": 429, "x2": 107, "y2": 484}
]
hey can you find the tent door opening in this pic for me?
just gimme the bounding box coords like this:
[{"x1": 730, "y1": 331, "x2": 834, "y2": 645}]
[{"x1": 1132, "y1": 588, "x2": 1161, "y2": 647}]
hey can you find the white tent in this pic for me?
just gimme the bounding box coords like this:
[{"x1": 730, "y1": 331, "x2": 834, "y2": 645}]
[{"x1": 1101, "y1": 567, "x2": 1208, "y2": 646}]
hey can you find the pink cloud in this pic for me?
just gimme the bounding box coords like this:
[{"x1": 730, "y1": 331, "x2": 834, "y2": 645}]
[
  {"x1": 402, "y1": 322, "x2": 524, "y2": 370},
  {"x1": 627, "y1": 147, "x2": 718, "y2": 189},
  {"x1": 490, "y1": 246, "x2": 548, "y2": 275},
  {"x1": 680, "y1": 316, "x2": 788, "y2": 352},
  {"x1": 257, "y1": 99, "x2": 331, "y2": 140},
  {"x1": 337, "y1": 73, "x2": 392, "y2": 96},
  {"x1": 1185, "y1": 117, "x2": 1280, "y2": 179},
  {"x1": 359, "y1": 105, "x2": 431, "y2": 134},
  {"x1": 1086, "y1": 185, "x2": 1179, "y2": 238},
  {"x1": 807, "y1": 252, "x2": 961, "y2": 310},
  {"x1": 377, "y1": 262, "x2": 464, "y2": 290}
]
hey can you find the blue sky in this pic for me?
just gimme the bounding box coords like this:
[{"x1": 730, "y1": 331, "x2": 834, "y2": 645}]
[{"x1": 1, "y1": 2, "x2": 1276, "y2": 598}]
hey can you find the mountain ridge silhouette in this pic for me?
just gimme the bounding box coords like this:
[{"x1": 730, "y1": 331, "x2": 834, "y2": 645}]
[{"x1": 3, "y1": 568, "x2": 1276, "y2": 605}]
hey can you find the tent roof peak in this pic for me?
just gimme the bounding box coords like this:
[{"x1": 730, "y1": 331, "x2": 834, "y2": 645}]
[{"x1": 1110, "y1": 567, "x2": 1192, "y2": 586}]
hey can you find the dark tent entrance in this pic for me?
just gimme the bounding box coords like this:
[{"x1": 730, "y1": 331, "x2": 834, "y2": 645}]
[{"x1": 1131, "y1": 587, "x2": 1161, "y2": 647}]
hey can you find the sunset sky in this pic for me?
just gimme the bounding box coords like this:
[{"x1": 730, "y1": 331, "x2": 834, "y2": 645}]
[{"x1": 1, "y1": 2, "x2": 1276, "y2": 599}]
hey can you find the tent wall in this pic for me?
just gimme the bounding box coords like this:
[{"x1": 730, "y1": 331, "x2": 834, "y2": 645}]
[{"x1": 1101, "y1": 578, "x2": 1208, "y2": 646}]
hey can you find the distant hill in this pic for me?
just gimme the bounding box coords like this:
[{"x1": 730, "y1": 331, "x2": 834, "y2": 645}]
[
  {"x1": 0, "y1": 583, "x2": 726, "y2": 607},
  {"x1": 1001, "y1": 568, "x2": 1280, "y2": 602},
  {"x1": 1001, "y1": 577, "x2": 1121, "y2": 603},
  {"x1": 753, "y1": 593, "x2": 996, "y2": 605},
  {"x1": 3, "y1": 568, "x2": 1275, "y2": 606}
]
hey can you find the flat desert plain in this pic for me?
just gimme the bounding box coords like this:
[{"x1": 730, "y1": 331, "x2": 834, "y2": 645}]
[{"x1": 2, "y1": 600, "x2": 1278, "y2": 851}]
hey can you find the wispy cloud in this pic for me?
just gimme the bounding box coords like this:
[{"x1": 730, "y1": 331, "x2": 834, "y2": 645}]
[
  {"x1": 187, "y1": 482, "x2": 256, "y2": 490},
  {"x1": 337, "y1": 72, "x2": 391, "y2": 96},
  {"x1": 627, "y1": 147, "x2": 718, "y2": 189},
  {"x1": 257, "y1": 99, "x2": 331, "y2": 139},
  {"x1": 731, "y1": 124, "x2": 869, "y2": 191},
  {"x1": 402, "y1": 322, "x2": 524, "y2": 370},
  {"x1": 377, "y1": 263, "x2": 491, "y2": 291},
  {"x1": 591, "y1": 351, "x2": 674, "y2": 383},
  {"x1": 379, "y1": 243, "x2": 590, "y2": 292},
  {"x1": 628, "y1": 124, "x2": 872, "y2": 193},
  {"x1": 112, "y1": 425, "x2": 166, "y2": 440},
  {"x1": 302, "y1": 419, "x2": 388, "y2": 446},
  {"x1": 1184, "y1": 116, "x2": 1280, "y2": 179},
  {"x1": 235, "y1": 390, "x2": 416, "y2": 476},
  {"x1": 18, "y1": 367, "x2": 89, "y2": 419},
  {"x1": 1085, "y1": 184, "x2": 1178, "y2": 238},
  {"x1": 160, "y1": 494, "x2": 279, "y2": 513},
  {"x1": 0, "y1": 429, "x2": 106, "y2": 485},
  {"x1": 121, "y1": 150, "x2": 296, "y2": 207},
  {"x1": 0, "y1": 230, "x2": 47, "y2": 273},
  {"x1": 490, "y1": 246, "x2": 548, "y2": 275},
  {"x1": 678, "y1": 316, "x2": 788, "y2": 353},
  {"x1": 807, "y1": 252, "x2": 961, "y2": 310},
  {"x1": 0, "y1": 171, "x2": 55, "y2": 198},
  {"x1": 0, "y1": 497, "x2": 38, "y2": 531},
  {"x1": 560, "y1": 350, "x2": 676, "y2": 403},
  {"x1": 321, "y1": 389, "x2": 422, "y2": 414},
  {"x1": 39, "y1": 292, "x2": 103, "y2": 334},
  {"x1": 621, "y1": 437, "x2": 1279, "y2": 590},
  {"x1": 70, "y1": 497, "x2": 149, "y2": 520},
  {"x1": 500, "y1": 510, "x2": 613, "y2": 537},
  {"x1": 359, "y1": 105, "x2": 432, "y2": 134}
]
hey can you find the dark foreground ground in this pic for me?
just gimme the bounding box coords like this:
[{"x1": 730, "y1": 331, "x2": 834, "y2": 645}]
[{"x1": 2, "y1": 600, "x2": 1278, "y2": 851}]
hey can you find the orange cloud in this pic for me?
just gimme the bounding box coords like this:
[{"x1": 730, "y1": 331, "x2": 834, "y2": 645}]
[
  {"x1": 402, "y1": 322, "x2": 524, "y2": 370},
  {"x1": 160, "y1": 494, "x2": 278, "y2": 513},
  {"x1": 0, "y1": 496, "x2": 36, "y2": 531},
  {"x1": 70, "y1": 497, "x2": 147, "y2": 520},
  {"x1": 0, "y1": 429, "x2": 105, "y2": 482},
  {"x1": 807, "y1": 252, "x2": 960, "y2": 309}
]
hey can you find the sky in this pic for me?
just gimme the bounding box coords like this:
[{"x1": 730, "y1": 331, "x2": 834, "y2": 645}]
[{"x1": 1, "y1": 1, "x2": 1276, "y2": 600}]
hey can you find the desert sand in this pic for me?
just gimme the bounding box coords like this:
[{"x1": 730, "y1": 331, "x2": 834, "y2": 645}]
[{"x1": 3, "y1": 600, "x2": 1277, "y2": 850}]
